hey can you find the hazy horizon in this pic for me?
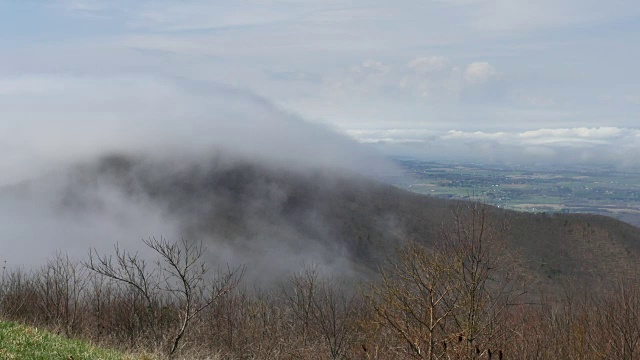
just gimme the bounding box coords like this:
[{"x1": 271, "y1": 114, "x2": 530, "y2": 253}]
[{"x1": 2, "y1": 1, "x2": 640, "y2": 181}]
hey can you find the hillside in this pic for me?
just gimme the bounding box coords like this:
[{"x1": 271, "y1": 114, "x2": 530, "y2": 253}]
[
  {"x1": 3, "y1": 153, "x2": 640, "y2": 358},
  {"x1": 36, "y1": 153, "x2": 640, "y2": 289}
]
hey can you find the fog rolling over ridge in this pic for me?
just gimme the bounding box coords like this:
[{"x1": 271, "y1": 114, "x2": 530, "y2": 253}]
[
  {"x1": 0, "y1": 78, "x2": 398, "y2": 282},
  {"x1": 0, "y1": 77, "x2": 392, "y2": 187}
]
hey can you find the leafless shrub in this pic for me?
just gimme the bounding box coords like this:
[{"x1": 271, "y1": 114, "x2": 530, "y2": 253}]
[
  {"x1": 591, "y1": 280, "x2": 640, "y2": 359},
  {"x1": 282, "y1": 265, "x2": 360, "y2": 359},
  {"x1": 0, "y1": 267, "x2": 38, "y2": 321},
  {"x1": 85, "y1": 237, "x2": 244, "y2": 357},
  {"x1": 1, "y1": 204, "x2": 640, "y2": 359},
  {"x1": 31, "y1": 252, "x2": 88, "y2": 336}
]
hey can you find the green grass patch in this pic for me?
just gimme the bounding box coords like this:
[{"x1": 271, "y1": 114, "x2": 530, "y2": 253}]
[{"x1": 0, "y1": 321, "x2": 145, "y2": 360}]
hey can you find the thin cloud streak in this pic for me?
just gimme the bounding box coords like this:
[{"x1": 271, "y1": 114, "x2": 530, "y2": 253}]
[{"x1": 347, "y1": 127, "x2": 640, "y2": 168}]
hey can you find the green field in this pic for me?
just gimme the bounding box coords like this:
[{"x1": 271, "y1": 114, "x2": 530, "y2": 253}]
[
  {"x1": 0, "y1": 321, "x2": 144, "y2": 360},
  {"x1": 395, "y1": 160, "x2": 640, "y2": 226}
]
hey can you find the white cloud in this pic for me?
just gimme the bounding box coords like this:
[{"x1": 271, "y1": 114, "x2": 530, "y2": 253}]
[
  {"x1": 626, "y1": 95, "x2": 640, "y2": 104},
  {"x1": 6, "y1": 0, "x2": 640, "y2": 140},
  {"x1": 443, "y1": 130, "x2": 508, "y2": 140},
  {"x1": 335, "y1": 56, "x2": 501, "y2": 102},
  {"x1": 434, "y1": 0, "x2": 640, "y2": 32},
  {"x1": 464, "y1": 62, "x2": 498, "y2": 84},
  {"x1": 407, "y1": 56, "x2": 451, "y2": 74},
  {"x1": 345, "y1": 128, "x2": 439, "y2": 143},
  {"x1": 517, "y1": 127, "x2": 626, "y2": 141},
  {"x1": 0, "y1": 74, "x2": 392, "y2": 186},
  {"x1": 515, "y1": 94, "x2": 556, "y2": 107},
  {"x1": 61, "y1": 0, "x2": 640, "y2": 34},
  {"x1": 345, "y1": 126, "x2": 640, "y2": 167},
  {"x1": 351, "y1": 60, "x2": 390, "y2": 75},
  {"x1": 132, "y1": 2, "x2": 294, "y2": 31},
  {"x1": 60, "y1": 0, "x2": 112, "y2": 12}
]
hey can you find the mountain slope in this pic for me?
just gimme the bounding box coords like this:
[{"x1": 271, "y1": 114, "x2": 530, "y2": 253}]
[{"x1": 4, "y1": 153, "x2": 640, "y2": 288}]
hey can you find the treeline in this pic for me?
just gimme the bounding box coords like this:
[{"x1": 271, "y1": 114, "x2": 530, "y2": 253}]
[{"x1": 1, "y1": 203, "x2": 639, "y2": 359}]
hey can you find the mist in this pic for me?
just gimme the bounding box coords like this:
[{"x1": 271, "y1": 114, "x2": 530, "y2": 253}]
[
  {"x1": 0, "y1": 75, "x2": 393, "y2": 187},
  {"x1": 0, "y1": 75, "x2": 397, "y2": 283}
]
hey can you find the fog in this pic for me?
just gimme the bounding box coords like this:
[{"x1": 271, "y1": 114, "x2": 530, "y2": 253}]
[
  {"x1": 3, "y1": 75, "x2": 636, "y2": 285},
  {"x1": 0, "y1": 76, "x2": 396, "y2": 283},
  {"x1": 0, "y1": 75, "x2": 392, "y2": 187}
]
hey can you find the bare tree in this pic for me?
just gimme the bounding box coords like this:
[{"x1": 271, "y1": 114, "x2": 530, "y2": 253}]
[
  {"x1": 282, "y1": 264, "x2": 360, "y2": 359},
  {"x1": 85, "y1": 237, "x2": 244, "y2": 357},
  {"x1": 310, "y1": 277, "x2": 360, "y2": 359},
  {"x1": 282, "y1": 264, "x2": 319, "y2": 350},
  {"x1": 369, "y1": 203, "x2": 527, "y2": 359},
  {"x1": 442, "y1": 203, "x2": 526, "y2": 356},
  {"x1": 33, "y1": 252, "x2": 88, "y2": 335},
  {"x1": 592, "y1": 280, "x2": 640, "y2": 359},
  {"x1": 370, "y1": 241, "x2": 458, "y2": 359},
  {"x1": 0, "y1": 267, "x2": 37, "y2": 321}
]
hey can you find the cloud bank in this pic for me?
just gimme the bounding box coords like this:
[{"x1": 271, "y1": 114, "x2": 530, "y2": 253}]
[
  {"x1": 4, "y1": 1, "x2": 640, "y2": 135},
  {"x1": 348, "y1": 127, "x2": 640, "y2": 168},
  {"x1": 0, "y1": 73, "x2": 395, "y2": 275},
  {"x1": 0, "y1": 74, "x2": 392, "y2": 187},
  {"x1": 2, "y1": 0, "x2": 640, "y2": 275}
]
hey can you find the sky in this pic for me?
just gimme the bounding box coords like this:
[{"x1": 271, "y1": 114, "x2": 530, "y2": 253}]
[{"x1": 2, "y1": 0, "x2": 640, "y2": 171}]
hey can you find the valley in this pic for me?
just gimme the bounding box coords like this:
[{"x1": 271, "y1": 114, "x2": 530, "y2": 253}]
[{"x1": 395, "y1": 159, "x2": 640, "y2": 226}]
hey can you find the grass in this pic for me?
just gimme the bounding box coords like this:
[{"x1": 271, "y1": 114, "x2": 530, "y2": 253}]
[{"x1": 0, "y1": 321, "x2": 147, "y2": 360}]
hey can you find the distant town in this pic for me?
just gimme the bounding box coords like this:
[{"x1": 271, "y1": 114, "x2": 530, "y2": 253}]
[{"x1": 393, "y1": 159, "x2": 640, "y2": 227}]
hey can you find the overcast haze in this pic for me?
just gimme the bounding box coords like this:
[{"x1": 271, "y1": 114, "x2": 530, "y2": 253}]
[{"x1": 2, "y1": 1, "x2": 640, "y2": 169}]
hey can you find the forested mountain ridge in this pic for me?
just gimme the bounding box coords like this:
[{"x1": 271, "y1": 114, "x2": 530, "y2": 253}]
[
  {"x1": 52, "y1": 153, "x2": 640, "y2": 289},
  {"x1": 3, "y1": 153, "x2": 640, "y2": 358}
]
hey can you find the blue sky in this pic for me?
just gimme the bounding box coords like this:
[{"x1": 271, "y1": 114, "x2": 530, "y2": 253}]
[{"x1": 2, "y1": 0, "x2": 640, "y2": 174}]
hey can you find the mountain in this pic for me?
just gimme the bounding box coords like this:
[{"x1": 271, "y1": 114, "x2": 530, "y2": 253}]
[{"x1": 3, "y1": 153, "x2": 640, "y2": 289}]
